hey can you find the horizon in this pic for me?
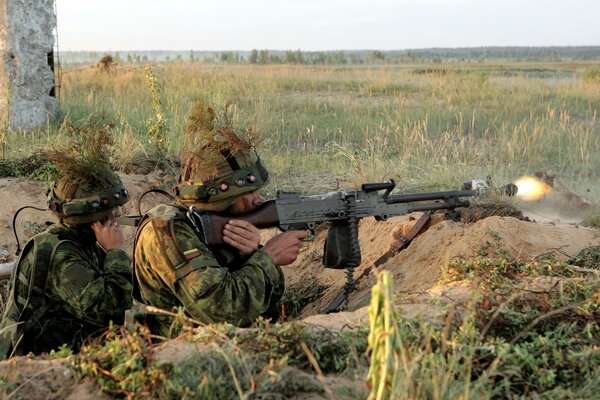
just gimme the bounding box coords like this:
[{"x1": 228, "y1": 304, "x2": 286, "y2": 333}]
[{"x1": 60, "y1": 45, "x2": 600, "y2": 53}]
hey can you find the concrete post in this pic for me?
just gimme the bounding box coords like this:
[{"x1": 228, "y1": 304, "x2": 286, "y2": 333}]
[{"x1": 0, "y1": 0, "x2": 59, "y2": 131}]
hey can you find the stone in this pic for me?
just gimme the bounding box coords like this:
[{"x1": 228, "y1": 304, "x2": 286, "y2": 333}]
[{"x1": 0, "y1": 0, "x2": 59, "y2": 131}]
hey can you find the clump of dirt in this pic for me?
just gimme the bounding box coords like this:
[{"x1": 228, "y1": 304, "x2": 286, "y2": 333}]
[
  {"x1": 153, "y1": 341, "x2": 328, "y2": 399},
  {"x1": 0, "y1": 357, "x2": 107, "y2": 399},
  {"x1": 0, "y1": 151, "x2": 53, "y2": 178},
  {"x1": 458, "y1": 201, "x2": 529, "y2": 223},
  {"x1": 582, "y1": 211, "x2": 600, "y2": 228}
]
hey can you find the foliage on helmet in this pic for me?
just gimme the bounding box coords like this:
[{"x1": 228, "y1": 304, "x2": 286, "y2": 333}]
[
  {"x1": 46, "y1": 128, "x2": 130, "y2": 225},
  {"x1": 175, "y1": 102, "x2": 268, "y2": 209}
]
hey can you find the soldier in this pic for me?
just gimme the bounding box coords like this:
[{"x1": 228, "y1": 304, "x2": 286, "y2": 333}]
[
  {"x1": 133, "y1": 104, "x2": 306, "y2": 336},
  {"x1": 0, "y1": 160, "x2": 132, "y2": 359}
]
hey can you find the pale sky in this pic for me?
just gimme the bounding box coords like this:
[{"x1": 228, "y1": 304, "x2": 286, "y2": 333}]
[{"x1": 56, "y1": 0, "x2": 600, "y2": 51}]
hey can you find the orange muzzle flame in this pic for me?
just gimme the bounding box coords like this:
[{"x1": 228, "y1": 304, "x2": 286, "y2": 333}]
[{"x1": 513, "y1": 176, "x2": 552, "y2": 201}]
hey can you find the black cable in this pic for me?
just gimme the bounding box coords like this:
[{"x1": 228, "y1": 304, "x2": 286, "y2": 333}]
[
  {"x1": 136, "y1": 188, "x2": 174, "y2": 217},
  {"x1": 12, "y1": 206, "x2": 48, "y2": 256}
]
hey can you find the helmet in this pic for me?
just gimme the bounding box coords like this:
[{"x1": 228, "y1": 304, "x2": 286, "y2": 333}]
[
  {"x1": 47, "y1": 170, "x2": 130, "y2": 225},
  {"x1": 173, "y1": 145, "x2": 269, "y2": 211},
  {"x1": 175, "y1": 102, "x2": 269, "y2": 211},
  {"x1": 173, "y1": 146, "x2": 269, "y2": 211}
]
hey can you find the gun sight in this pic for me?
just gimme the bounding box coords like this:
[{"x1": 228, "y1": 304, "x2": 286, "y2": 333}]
[{"x1": 361, "y1": 180, "x2": 396, "y2": 193}]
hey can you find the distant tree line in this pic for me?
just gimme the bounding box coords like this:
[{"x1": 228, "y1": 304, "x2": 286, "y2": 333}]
[
  {"x1": 398, "y1": 46, "x2": 600, "y2": 62},
  {"x1": 59, "y1": 46, "x2": 600, "y2": 67},
  {"x1": 210, "y1": 46, "x2": 600, "y2": 65},
  {"x1": 243, "y1": 49, "x2": 351, "y2": 65}
]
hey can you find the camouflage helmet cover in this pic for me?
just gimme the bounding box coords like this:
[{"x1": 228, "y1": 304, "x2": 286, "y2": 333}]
[
  {"x1": 45, "y1": 126, "x2": 129, "y2": 225},
  {"x1": 174, "y1": 102, "x2": 269, "y2": 210},
  {"x1": 48, "y1": 170, "x2": 130, "y2": 225}
]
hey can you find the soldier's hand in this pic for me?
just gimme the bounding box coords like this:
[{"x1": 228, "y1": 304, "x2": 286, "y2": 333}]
[
  {"x1": 261, "y1": 230, "x2": 307, "y2": 266},
  {"x1": 92, "y1": 219, "x2": 125, "y2": 251},
  {"x1": 223, "y1": 219, "x2": 261, "y2": 256}
]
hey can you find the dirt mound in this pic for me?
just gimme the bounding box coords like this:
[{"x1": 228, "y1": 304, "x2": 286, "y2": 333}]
[
  {"x1": 281, "y1": 214, "x2": 600, "y2": 318},
  {"x1": 0, "y1": 357, "x2": 107, "y2": 399}
]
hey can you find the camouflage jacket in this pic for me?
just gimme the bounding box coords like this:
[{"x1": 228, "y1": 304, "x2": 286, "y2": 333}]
[
  {"x1": 132, "y1": 204, "x2": 284, "y2": 336},
  {"x1": 0, "y1": 224, "x2": 132, "y2": 359}
]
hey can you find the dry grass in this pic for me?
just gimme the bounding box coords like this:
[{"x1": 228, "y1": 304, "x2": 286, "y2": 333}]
[{"x1": 24, "y1": 62, "x2": 597, "y2": 198}]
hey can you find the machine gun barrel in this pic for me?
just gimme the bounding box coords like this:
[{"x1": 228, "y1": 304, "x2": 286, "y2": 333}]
[
  {"x1": 386, "y1": 189, "x2": 477, "y2": 204},
  {"x1": 406, "y1": 200, "x2": 471, "y2": 212}
]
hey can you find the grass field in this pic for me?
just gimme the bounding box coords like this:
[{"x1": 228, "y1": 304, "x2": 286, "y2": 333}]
[{"x1": 2, "y1": 60, "x2": 599, "y2": 200}]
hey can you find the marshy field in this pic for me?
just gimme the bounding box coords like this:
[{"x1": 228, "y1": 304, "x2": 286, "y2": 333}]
[{"x1": 1, "y1": 60, "x2": 600, "y2": 399}]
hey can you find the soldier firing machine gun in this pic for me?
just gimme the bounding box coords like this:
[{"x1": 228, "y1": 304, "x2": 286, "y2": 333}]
[{"x1": 184, "y1": 179, "x2": 517, "y2": 312}]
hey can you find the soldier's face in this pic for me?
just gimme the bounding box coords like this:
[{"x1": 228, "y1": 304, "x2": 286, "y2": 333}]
[{"x1": 230, "y1": 191, "x2": 263, "y2": 214}]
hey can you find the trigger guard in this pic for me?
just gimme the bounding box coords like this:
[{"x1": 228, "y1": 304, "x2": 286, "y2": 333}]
[
  {"x1": 304, "y1": 228, "x2": 316, "y2": 241},
  {"x1": 279, "y1": 224, "x2": 315, "y2": 241}
]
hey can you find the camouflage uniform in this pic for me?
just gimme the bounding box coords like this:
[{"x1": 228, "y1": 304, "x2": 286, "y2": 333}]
[
  {"x1": 0, "y1": 170, "x2": 131, "y2": 359},
  {"x1": 0, "y1": 225, "x2": 131, "y2": 357},
  {"x1": 133, "y1": 102, "x2": 286, "y2": 336},
  {"x1": 133, "y1": 203, "x2": 284, "y2": 337}
]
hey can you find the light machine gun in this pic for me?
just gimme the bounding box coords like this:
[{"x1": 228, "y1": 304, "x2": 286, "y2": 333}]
[{"x1": 185, "y1": 179, "x2": 486, "y2": 312}]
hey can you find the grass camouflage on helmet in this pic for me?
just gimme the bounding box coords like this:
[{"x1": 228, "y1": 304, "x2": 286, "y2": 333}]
[
  {"x1": 46, "y1": 126, "x2": 130, "y2": 225},
  {"x1": 176, "y1": 101, "x2": 268, "y2": 209}
]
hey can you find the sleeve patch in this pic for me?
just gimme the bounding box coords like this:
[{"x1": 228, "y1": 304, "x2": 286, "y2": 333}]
[{"x1": 183, "y1": 248, "x2": 201, "y2": 260}]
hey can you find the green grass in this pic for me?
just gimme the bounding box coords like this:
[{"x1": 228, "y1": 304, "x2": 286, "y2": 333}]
[
  {"x1": 368, "y1": 248, "x2": 600, "y2": 400},
  {"x1": 69, "y1": 320, "x2": 368, "y2": 399}
]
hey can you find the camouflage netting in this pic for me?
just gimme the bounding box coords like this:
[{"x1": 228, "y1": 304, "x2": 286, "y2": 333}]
[{"x1": 181, "y1": 101, "x2": 260, "y2": 183}]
